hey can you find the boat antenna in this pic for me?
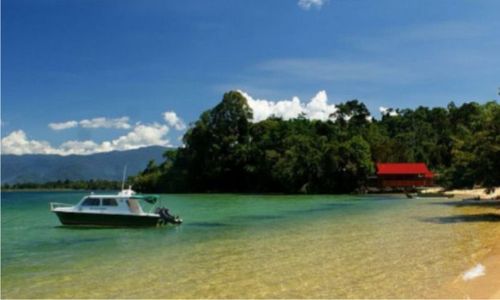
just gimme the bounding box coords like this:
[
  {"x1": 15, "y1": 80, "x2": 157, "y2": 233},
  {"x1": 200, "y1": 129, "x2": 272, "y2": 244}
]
[{"x1": 121, "y1": 165, "x2": 127, "y2": 191}]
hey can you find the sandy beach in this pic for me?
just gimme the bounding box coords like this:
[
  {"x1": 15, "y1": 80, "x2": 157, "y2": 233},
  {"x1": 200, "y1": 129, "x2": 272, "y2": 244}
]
[{"x1": 443, "y1": 186, "x2": 500, "y2": 200}]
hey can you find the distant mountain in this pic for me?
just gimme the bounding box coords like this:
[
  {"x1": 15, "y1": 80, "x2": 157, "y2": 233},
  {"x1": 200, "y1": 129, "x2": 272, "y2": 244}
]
[{"x1": 1, "y1": 146, "x2": 168, "y2": 184}]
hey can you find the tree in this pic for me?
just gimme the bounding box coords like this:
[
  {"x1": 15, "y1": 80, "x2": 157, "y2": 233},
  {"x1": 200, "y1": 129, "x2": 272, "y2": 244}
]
[{"x1": 161, "y1": 91, "x2": 254, "y2": 192}]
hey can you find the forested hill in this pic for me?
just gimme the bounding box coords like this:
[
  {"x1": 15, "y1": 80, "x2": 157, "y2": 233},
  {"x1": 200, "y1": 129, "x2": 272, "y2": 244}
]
[
  {"x1": 1, "y1": 146, "x2": 167, "y2": 184},
  {"x1": 132, "y1": 91, "x2": 499, "y2": 194}
]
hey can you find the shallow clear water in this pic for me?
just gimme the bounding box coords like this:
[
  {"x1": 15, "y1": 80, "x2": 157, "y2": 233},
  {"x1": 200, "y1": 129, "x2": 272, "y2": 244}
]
[{"x1": 2, "y1": 192, "x2": 499, "y2": 298}]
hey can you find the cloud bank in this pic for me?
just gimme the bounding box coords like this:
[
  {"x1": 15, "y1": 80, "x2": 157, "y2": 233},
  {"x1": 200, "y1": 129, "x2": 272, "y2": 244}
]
[
  {"x1": 1, "y1": 130, "x2": 56, "y2": 155},
  {"x1": 49, "y1": 117, "x2": 131, "y2": 131},
  {"x1": 11, "y1": 110, "x2": 188, "y2": 155},
  {"x1": 239, "y1": 90, "x2": 337, "y2": 122},
  {"x1": 3, "y1": 122, "x2": 171, "y2": 156}
]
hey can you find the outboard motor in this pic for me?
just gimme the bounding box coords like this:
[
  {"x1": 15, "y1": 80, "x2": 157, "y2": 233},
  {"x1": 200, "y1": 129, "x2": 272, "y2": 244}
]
[{"x1": 156, "y1": 207, "x2": 182, "y2": 225}]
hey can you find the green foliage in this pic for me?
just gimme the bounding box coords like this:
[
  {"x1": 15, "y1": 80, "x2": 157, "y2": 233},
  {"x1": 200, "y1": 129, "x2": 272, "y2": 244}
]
[
  {"x1": 445, "y1": 101, "x2": 500, "y2": 188},
  {"x1": 132, "y1": 91, "x2": 499, "y2": 193},
  {"x1": 2, "y1": 179, "x2": 123, "y2": 190},
  {"x1": 179, "y1": 91, "x2": 253, "y2": 192}
]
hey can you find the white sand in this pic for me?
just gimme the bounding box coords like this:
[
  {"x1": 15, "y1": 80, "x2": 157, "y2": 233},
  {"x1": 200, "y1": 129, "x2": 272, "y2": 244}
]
[{"x1": 443, "y1": 187, "x2": 500, "y2": 200}]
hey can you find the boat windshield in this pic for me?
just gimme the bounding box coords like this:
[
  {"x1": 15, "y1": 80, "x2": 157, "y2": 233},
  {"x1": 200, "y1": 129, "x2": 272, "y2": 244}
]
[{"x1": 126, "y1": 199, "x2": 142, "y2": 214}]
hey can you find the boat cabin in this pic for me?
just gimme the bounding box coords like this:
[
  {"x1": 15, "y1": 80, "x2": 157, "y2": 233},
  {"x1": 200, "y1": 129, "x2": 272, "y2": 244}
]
[
  {"x1": 77, "y1": 195, "x2": 145, "y2": 214},
  {"x1": 376, "y1": 163, "x2": 434, "y2": 188}
]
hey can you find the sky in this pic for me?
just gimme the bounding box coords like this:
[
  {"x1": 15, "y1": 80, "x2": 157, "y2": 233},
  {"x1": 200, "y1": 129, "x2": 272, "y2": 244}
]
[{"x1": 2, "y1": 0, "x2": 499, "y2": 155}]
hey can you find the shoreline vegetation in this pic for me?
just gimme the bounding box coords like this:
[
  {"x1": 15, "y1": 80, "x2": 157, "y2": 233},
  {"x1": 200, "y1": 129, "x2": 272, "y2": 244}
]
[
  {"x1": 130, "y1": 91, "x2": 499, "y2": 194},
  {"x1": 1, "y1": 180, "x2": 122, "y2": 191}
]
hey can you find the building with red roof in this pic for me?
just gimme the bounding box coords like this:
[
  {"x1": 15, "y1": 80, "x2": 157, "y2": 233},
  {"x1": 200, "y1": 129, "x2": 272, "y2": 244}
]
[{"x1": 376, "y1": 163, "x2": 434, "y2": 188}]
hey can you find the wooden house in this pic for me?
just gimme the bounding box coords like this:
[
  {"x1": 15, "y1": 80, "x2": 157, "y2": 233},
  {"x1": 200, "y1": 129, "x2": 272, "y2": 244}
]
[{"x1": 376, "y1": 163, "x2": 434, "y2": 188}]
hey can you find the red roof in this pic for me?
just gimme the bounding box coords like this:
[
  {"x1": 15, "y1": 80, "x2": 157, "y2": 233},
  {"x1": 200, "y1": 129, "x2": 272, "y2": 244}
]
[{"x1": 376, "y1": 163, "x2": 433, "y2": 178}]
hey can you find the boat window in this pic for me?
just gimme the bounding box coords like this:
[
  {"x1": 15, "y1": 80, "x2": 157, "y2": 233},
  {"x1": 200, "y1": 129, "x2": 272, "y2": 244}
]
[
  {"x1": 126, "y1": 199, "x2": 141, "y2": 214},
  {"x1": 81, "y1": 198, "x2": 100, "y2": 206},
  {"x1": 102, "y1": 198, "x2": 118, "y2": 206}
]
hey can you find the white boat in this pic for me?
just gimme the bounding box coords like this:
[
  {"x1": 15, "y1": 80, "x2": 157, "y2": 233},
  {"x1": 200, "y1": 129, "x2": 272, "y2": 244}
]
[{"x1": 50, "y1": 186, "x2": 182, "y2": 227}]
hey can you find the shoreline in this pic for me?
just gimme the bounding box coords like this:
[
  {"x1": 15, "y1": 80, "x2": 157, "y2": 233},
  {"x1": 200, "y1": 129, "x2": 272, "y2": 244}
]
[
  {"x1": 444, "y1": 187, "x2": 500, "y2": 200},
  {"x1": 420, "y1": 186, "x2": 500, "y2": 200},
  {"x1": 4, "y1": 185, "x2": 499, "y2": 196}
]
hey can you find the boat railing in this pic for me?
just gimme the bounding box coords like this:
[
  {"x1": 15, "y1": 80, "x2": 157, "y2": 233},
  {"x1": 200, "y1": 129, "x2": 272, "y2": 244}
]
[{"x1": 50, "y1": 202, "x2": 73, "y2": 210}]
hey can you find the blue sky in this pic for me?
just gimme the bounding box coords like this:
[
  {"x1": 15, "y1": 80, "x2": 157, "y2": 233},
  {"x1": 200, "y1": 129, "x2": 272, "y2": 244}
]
[{"x1": 2, "y1": 0, "x2": 499, "y2": 155}]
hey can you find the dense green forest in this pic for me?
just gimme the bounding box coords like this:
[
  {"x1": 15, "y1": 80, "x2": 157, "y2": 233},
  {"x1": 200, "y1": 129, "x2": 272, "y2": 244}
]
[
  {"x1": 131, "y1": 91, "x2": 499, "y2": 194},
  {"x1": 2, "y1": 179, "x2": 122, "y2": 191}
]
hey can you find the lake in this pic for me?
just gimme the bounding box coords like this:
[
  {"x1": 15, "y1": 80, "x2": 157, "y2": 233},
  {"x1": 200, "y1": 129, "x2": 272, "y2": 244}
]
[{"x1": 2, "y1": 191, "x2": 499, "y2": 298}]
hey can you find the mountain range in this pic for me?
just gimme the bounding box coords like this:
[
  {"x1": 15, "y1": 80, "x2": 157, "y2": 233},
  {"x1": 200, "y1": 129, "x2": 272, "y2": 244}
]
[{"x1": 1, "y1": 146, "x2": 168, "y2": 184}]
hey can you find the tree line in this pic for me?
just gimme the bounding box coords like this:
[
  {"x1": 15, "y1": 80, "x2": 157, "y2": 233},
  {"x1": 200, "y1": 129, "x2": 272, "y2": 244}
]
[
  {"x1": 132, "y1": 91, "x2": 499, "y2": 193},
  {"x1": 2, "y1": 179, "x2": 123, "y2": 191}
]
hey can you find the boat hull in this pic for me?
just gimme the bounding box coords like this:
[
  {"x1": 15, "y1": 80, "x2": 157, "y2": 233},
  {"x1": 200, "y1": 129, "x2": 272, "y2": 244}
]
[{"x1": 54, "y1": 211, "x2": 161, "y2": 227}]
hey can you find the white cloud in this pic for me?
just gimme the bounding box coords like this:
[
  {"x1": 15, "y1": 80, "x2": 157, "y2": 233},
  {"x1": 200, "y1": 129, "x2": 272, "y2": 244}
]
[
  {"x1": 298, "y1": 0, "x2": 326, "y2": 10},
  {"x1": 1, "y1": 124, "x2": 170, "y2": 156},
  {"x1": 379, "y1": 106, "x2": 398, "y2": 116},
  {"x1": 110, "y1": 123, "x2": 170, "y2": 151},
  {"x1": 239, "y1": 90, "x2": 337, "y2": 122},
  {"x1": 379, "y1": 106, "x2": 388, "y2": 114},
  {"x1": 48, "y1": 117, "x2": 131, "y2": 131},
  {"x1": 1, "y1": 130, "x2": 58, "y2": 155},
  {"x1": 304, "y1": 90, "x2": 336, "y2": 120},
  {"x1": 48, "y1": 120, "x2": 78, "y2": 130},
  {"x1": 163, "y1": 111, "x2": 186, "y2": 130},
  {"x1": 79, "y1": 117, "x2": 131, "y2": 129}
]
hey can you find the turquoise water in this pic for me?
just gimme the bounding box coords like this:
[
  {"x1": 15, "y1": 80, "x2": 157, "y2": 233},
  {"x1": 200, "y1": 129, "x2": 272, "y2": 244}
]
[{"x1": 2, "y1": 192, "x2": 499, "y2": 298}]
